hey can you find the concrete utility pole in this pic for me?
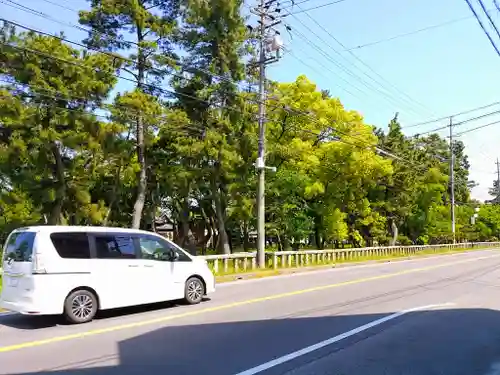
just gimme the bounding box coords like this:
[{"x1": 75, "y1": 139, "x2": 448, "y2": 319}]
[
  {"x1": 449, "y1": 117, "x2": 456, "y2": 244},
  {"x1": 252, "y1": 0, "x2": 283, "y2": 268},
  {"x1": 496, "y1": 158, "x2": 500, "y2": 201}
]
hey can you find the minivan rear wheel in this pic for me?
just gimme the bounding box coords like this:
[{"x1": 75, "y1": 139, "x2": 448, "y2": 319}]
[
  {"x1": 184, "y1": 277, "x2": 205, "y2": 305},
  {"x1": 64, "y1": 289, "x2": 98, "y2": 324}
]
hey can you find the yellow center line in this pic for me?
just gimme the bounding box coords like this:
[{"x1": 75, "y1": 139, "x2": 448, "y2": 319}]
[{"x1": 0, "y1": 252, "x2": 498, "y2": 353}]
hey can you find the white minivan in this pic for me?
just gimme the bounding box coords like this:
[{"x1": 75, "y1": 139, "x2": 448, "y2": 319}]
[{"x1": 0, "y1": 226, "x2": 215, "y2": 324}]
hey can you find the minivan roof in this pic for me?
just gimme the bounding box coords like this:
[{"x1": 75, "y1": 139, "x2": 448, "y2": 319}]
[{"x1": 11, "y1": 226, "x2": 155, "y2": 235}]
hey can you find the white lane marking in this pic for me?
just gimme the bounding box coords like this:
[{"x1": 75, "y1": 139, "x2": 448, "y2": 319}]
[
  {"x1": 233, "y1": 303, "x2": 454, "y2": 375},
  {"x1": 218, "y1": 249, "x2": 499, "y2": 287}
]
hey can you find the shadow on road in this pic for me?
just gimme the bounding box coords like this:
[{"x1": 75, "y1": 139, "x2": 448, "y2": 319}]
[{"x1": 4, "y1": 307, "x2": 500, "y2": 375}]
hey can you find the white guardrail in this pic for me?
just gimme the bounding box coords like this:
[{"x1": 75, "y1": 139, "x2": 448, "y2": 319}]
[
  {"x1": 1, "y1": 242, "x2": 499, "y2": 276},
  {"x1": 201, "y1": 242, "x2": 500, "y2": 274}
]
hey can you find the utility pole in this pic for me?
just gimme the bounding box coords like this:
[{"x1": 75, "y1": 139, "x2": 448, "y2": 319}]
[
  {"x1": 449, "y1": 117, "x2": 456, "y2": 244},
  {"x1": 257, "y1": 1, "x2": 267, "y2": 269},
  {"x1": 496, "y1": 158, "x2": 500, "y2": 201},
  {"x1": 252, "y1": 0, "x2": 283, "y2": 268}
]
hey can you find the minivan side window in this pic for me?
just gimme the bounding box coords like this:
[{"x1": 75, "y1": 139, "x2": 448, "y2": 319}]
[
  {"x1": 94, "y1": 234, "x2": 137, "y2": 259},
  {"x1": 51, "y1": 233, "x2": 91, "y2": 259},
  {"x1": 138, "y1": 235, "x2": 191, "y2": 262},
  {"x1": 3, "y1": 231, "x2": 36, "y2": 262}
]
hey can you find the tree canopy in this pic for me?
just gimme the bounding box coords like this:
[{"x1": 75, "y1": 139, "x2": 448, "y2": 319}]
[{"x1": 0, "y1": 1, "x2": 495, "y2": 252}]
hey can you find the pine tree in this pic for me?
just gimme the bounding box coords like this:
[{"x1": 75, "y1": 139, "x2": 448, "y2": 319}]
[{"x1": 79, "y1": 0, "x2": 180, "y2": 228}]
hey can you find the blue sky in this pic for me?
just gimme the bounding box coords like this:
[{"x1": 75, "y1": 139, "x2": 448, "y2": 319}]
[{"x1": 2, "y1": 0, "x2": 500, "y2": 201}]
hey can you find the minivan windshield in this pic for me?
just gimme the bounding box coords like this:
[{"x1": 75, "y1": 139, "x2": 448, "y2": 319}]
[{"x1": 2, "y1": 231, "x2": 36, "y2": 263}]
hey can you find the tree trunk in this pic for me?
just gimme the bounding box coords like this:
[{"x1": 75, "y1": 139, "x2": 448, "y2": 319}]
[
  {"x1": 132, "y1": 114, "x2": 147, "y2": 229},
  {"x1": 103, "y1": 164, "x2": 122, "y2": 226},
  {"x1": 211, "y1": 180, "x2": 231, "y2": 254},
  {"x1": 104, "y1": 130, "x2": 131, "y2": 226},
  {"x1": 283, "y1": 236, "x2": 291, "y2": 251},
  {"x1": 276, "y1": 233, "x2": 283, "y2": 252},
  {"x1": 49, "y1": 142, "x2": 65, "y2": 225},
  {"x1": 179, "y1": 197, "x2": 191, "y2": 247},
  {"x1": 150, "y1": 189, "x2": 157, "y2": 233},
  {"x1": 197, "y1": 206, "x2": 213, "y2": 254},
  {"x1": 315, "y1": 229, "x2": 323, "y2": 250},
  {"x1": 313, "y1": 215, "x2": 323, "y2": 249},
  {"x1": 390, "y1": 219, "x2": 399, "y2": 246},
  {"x1": 131, "y1": 26, "x2": 147, "y2": 229},
  {"x1": 242, "y1": 220, "x2": 250, "y2": 251}
]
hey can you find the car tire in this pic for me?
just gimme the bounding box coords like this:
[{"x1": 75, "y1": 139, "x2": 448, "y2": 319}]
[
  {"x1": 184, "y1": 277, "x2": 205, "y2": 305},
  {"x1": 64, "y1": 289, "x2": 98, "y2": 324}
]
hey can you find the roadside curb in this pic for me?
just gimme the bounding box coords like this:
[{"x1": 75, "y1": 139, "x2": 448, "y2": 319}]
[{"x1": 214, "y1": 248, "x2": 493, "y2": 283}]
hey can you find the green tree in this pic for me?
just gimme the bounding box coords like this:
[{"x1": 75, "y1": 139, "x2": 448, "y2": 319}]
[
  {"x1": 488, "y1": 179, "x2": 500, "y2": 203},
  {"x1": 79, "y1": 0, "x2": 180, "y2": 228},
  {"x1": 0, "y1": 26, "x2": 120, "y2": 225},
  {"x1": 375, "y1": 114, "x2": 449, "y2": 245},
  {"x1": 265, "y1": 76, "x2": 391, "y2": 249},
  {"x1": 169, "y1": 0, "x2": 250, "y2": 253}
]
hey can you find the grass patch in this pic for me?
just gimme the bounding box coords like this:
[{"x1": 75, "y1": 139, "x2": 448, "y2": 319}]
[{"x1": 213, "y1": 245, "x2": 492, "y2": 282}]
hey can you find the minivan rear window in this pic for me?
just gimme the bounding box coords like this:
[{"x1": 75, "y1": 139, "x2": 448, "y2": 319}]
[
  {"x1": 3, "y1": 231, "x2": 36, "y2": 262},
  {"x1": 50, "y1": 232, "x2": 91, "y2": 259}
]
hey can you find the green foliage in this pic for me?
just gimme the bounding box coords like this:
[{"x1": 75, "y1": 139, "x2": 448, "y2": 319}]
[
  {"x1": 0, "y1": 25, "x2": 120, "y2": 226},
  {"x1": 0, "y1": 5, "x2": 494, "y2": 252}
]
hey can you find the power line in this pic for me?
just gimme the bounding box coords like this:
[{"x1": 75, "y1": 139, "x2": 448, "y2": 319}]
[
  {"x1": 286, "y1": 50, "x2": 361, "y2": 99},
  {"x1": 0, "y1": 18, "x2": 251, "y2": 95},
  {"x1": 454, "y1": 109, "x2": 500, "y2": 126},
  {"x1": 0, "y1": 41, "x2": 253, "y2": 118},
  {"x1": 0, "y1": 8, "x2": 250, "y2": 91},
  {"x1": 3, "y1": 4, "x2": 428, "y2": 124},
  {"x1": 463, "y1": 0, "x2": 500, "y2": 57},
  {"x1": 286, "y1": 42, "x2": 368, "y2": 99},
  {"x1": 2, "y1": 0, "x2": 90, "y2": 35},
  {"x1": 285, "y1": 0, "x2": 349, "y2": 15},
  {"x1": 289, "y1": 29, "x2": 377, "y2": 98},
  {"x1": 476, "y1": 0, "x2": 500, "y2": 41},
  {"x1": 346, "y1": 14, "x2": 477, "y2": 51},
  {"x1": 279, "y1": 0, "x2": 319, "y2": 9},
  {"x1": 0, "y1": 3, "x2": 468, "y2": 171},
  {"x1": 416, "y1": 109, "x2": 500, "y2": 136},
  {"x1": 0, "y1": 72, "x2": 438, "y2": 183},
  {"x1": 39, "y1": 0, "x2": 78, "y2": 12},
  {"x1": 0, "y1": 39, "x2": 382, "y2": 157},
  {"x1": 0, "y1": 15, "x2": 425, "y2": 169},
  {"x1": 289, "y1": 22, "x2": 427, "y2": 118},
  {"x1": 455, "y1": 119, "x2": 500, "y2": 136},
  {"x1": 404, "y1": 100, "x2": 500, "y2": 129},
  {"x1": 0, "y1": 77, "x2": 221, "y2": 134},
  {"x1": 0, "y1": 20, "x2": 356, "y2": 142},
  {"x1": 1, "y1": 83, "x2": 437, "y2": 199},
  {"x1": 0, "y1": 8, "x2": 407, "y2": 148},
  {"x1": 291, "y1": 3, "x2": 436, "y2": 117}
]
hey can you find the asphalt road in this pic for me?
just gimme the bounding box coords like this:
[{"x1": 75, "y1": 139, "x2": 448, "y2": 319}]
[{"x1": 2, "y1": 250, "x2": 500, "y2": 375}]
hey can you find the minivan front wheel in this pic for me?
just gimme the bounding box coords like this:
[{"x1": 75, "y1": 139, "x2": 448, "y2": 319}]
[
  {"x1": 184, "y1": 277, "x2": 205, "y2": 305},
  {"x1": 64, "y1": 290, "x2": 98, "y2": 324}
]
